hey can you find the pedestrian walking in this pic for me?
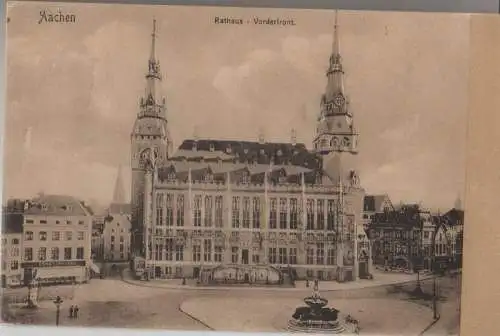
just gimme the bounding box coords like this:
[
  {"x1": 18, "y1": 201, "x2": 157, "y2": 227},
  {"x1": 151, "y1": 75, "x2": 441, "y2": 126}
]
[
  {"x1": 74, "y1": 305, "x2": 79, "y2": 319},
  {"x1": 69, "y1": 305, "x2": 74, "y2": 318}
]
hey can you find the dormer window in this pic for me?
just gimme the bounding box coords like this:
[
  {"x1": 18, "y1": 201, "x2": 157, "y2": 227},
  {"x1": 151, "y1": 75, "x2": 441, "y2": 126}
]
[
  {"x1": 209, "y1": 144, "x2": 215, "y2": 152},
  {"x1": 243, "y1": 148, "x2": 249, "y2": 154},
  {"x1": 277, "y1": 150, "x2": 283, "y2": 156},
  {"x1": 204, "y1": 173, "x2": 213, "y2": 182},
  {"x1": 242, "y1": 172, "x2": 250, "y2": 185},
  {"x1": 41, "y1": 203, "x2": 47, "y2": 211},
  {"x1": 192, "y1": 142, "x2": 197, "y2": 151},
  {"x1": 226, "y1": 145, "x2": 232, "y2": 154},
  {"x1": 167, "y1": 172, "x2": 176, "y2": 182},
  {"x1": 278, "y1": 176, "x2": 286, "y2": 183},
  {"x1": 260, "y1": 149, "x2": 265, "y2": 155}
]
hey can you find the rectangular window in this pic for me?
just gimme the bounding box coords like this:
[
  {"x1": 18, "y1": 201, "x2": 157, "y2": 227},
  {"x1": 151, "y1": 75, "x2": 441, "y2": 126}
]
[
  {"x1": 306, "y1": 247, "x2": 314, "y2": 265},
  {"x1": 25, "y1": 219, "x2": 34, "y2": 224},
  {"x1": 24, "y1": 247, "x2": 33, "y2": 261},
  {"x1": 252, "y1": 253, "x2": 260, "y2": 264},
  {"x1": 76, "y1": 247, "x2": 84, "y2": 259},
  {"x1": 242, "y1": 197, "x2": 250, "y2": 228},
  {"x1": 279, "y1": 198, "x2": 287, "y2": 229},
  {"x1": 269, "y1": 198, "x2": 277, "y2": 229},
  {"x1": 316, "y1": 243, "x2": 324, "y2": 265},
  {"x1": 289, "y1": 248, "x2": 297, "y2": 264},
  {"x1": 64, "y1": 247, "x2": 72, "y2": 260},
  {"x1": 119, "y1": 244, "x2": 124, "y2": 252},
  {"x1": 25, "y1": 231, "x2": 33, "y2": 241},
  {"x1": 154, "y1": 244, "x2": 163, "y2": 261},
  {"x1": 10, "y1": 247, "x2": 19, "y2": 258},
  {"x1": 306, "y1": 199, "x2": 315, "y2": 230},
  {"x1": 165, "y1": 239, "x2": 174, "y2": 261},
  {"x1": 268, "y1": 247, "x2": 277, "y2": 264},
  {"x1": 327, "y1": 200, "x2": 335, "y2": 231},
  {"x1": 175, "y1": 245, "x2": 184, "y2": 261},
  {"x1": 10, "y1": 260, "x2": 19, "y2": 270},
  {"x1": 203, "y1": 239, "x2": 212, "y2": 262},
  {"x1": 327, "y1": 248, "x2": 336, "y2": 265},
  {"x1": 193, "y1": 196, "x2": 202, "y2": 227},
  {"x1": 52, "y1": 231, "x2": 60, "y2": 241},
  {"x1": 290, "y1": 198, "x2": 298, "y2": 230},
  {"x1": 252, "y1": 197, "x2": 260, "y2": 229},
  {"x1": 176, "y1": 195, "x2": 185, "y2": 226},
  {"x1": 40, "y1": 220, "x2": 47, "y2": 224},
  {"x1": 78, "y1": 221, "x2": 84, "y2": 225},
  {"x1": 232, "y1": 196, "x2": 240, "y2": 228},
  {"x1": 231, "y1": 246, "x2": 239, "y2": 263},
  {"x1": 77, "y1": 231, "x2": 84, "y2": 240},
  {"x1": 193, "y1": 244, "x2": 201, "y2": 262},
  {"x1": 166, "y1": 193, "x2": 174, "y2": 226},
  {"x1": 316, "y1": 200, "x2": 325, "y2": 230},
  {"x1": 51, "y1": 247, "x2": 59, "y2": 260},
  {"x1": 204, "y1": 196, "x2": 213, "y2": 227},
  {"x1": 278, "y1": 247, "x2": 288, "y2": 264},
  {"x1": 214, "y1": 246, "x2": 223, "y2": 262},
  {"x1": 215, "y1": 196, "x2": 223, "y2": 228},
  {"x1": 66, "y1": 231, "x2": 72, "y2": 241},
  {"x1": 38, "y1": 247, "x2": 47, "y2": 261}
]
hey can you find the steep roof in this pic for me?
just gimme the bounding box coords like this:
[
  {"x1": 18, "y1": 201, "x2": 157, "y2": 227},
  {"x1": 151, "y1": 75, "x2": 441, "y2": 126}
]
[
  {"x1": 24, "y1": 194, "x2": 91, "y2": 216},
  {"x1": 2, "y1": 213, "x2": 24, "y2": 234},
  {"x1": 363, "y1": 195, "x2": 390, "y2": 212},
  {"x1": 161, "y1": 139, "x2": 333, "y2": 185},
  {"x1": 442, "y1": 208, "x2": 464, "y2": 226}
]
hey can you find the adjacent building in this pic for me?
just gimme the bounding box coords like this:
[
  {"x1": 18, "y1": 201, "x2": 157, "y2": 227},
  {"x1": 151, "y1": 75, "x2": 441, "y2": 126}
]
[
  {"x1": 362, "y1": 195, "x2": 394, "y2": 230},
  {"x1": 1, "y1": 204, "x2": 24, "y2": 288},
  {"x1": 130, "y1": 16, "x2": 371, "y2": 283},
  {"x1": 432, "y1": 207, "x2": 464, "y2": 271},
  {"x1": 102, "y1": 204, "x2": 132, "y2": 262},
  {"x1": 21, "y1": 194, "x2": 94, "y2": 285},
  {"x1": 367, "y1": 204, "x2": 423, "y2": 270}
]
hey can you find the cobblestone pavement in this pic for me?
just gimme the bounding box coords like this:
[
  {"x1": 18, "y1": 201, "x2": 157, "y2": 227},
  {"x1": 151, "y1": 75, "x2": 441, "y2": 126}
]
[
  {"x1": 180, "y1": 296, "x2": 432, "y2": 334},
  {"x1": 3, "y1": 273, "x2": 460, "y2": 334}
]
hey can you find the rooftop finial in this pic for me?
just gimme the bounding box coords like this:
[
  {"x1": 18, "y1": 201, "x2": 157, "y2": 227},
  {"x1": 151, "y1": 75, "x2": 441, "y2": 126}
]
[
  {"x1": 291, "y1": 129, "x2": 297, "y2": 145},
  {"x1": 193, "y1": 125, "x2": 199, "y2": 141},
  {"x1": 258, "y1": 127, "x2": 265, "y2": 144}
]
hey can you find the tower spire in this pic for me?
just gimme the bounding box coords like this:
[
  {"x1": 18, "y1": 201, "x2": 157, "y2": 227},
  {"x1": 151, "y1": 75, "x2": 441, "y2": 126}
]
[
  {"x1": 141, "y1": 18, "x2": 163, "y2": 115},
  {"x1": 326, "y1": 10, "x2": 345, "y2": 103},
  {"x1": 113, "y1": 165, "x2": 126, "y2": 204},
  {"x1": 313, "y1": 10, "x2": 358, "y2": 160}
]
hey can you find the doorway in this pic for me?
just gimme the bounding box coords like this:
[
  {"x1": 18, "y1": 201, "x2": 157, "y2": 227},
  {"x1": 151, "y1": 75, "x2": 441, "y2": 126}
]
[
  {"x1": 242, "y1": 249, "x2": 249, "y2": 265},
  {"x1": 193, "y1": 267, "x2": 200, "y2": 279}
]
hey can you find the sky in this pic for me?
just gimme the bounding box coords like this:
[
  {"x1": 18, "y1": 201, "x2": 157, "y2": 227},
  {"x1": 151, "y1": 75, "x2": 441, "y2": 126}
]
[{"x1": 4, "y1": 2, "x2": 469, "y2": 210}]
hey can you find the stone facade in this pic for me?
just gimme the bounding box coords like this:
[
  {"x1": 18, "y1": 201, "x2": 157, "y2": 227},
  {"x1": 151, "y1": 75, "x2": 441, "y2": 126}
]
[{"x1": 131, "y1": 16, "x2": 369, "y2": 283}]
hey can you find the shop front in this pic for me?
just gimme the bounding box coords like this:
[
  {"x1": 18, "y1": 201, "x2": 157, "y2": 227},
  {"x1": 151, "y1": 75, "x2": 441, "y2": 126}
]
[{"x1": 22, "y1": 261, "x2": 88, "y2": 286}]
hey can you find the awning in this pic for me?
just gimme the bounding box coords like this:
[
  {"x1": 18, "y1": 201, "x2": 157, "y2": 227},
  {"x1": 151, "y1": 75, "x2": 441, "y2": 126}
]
[
  {"x1": 88, "y1": 260, "x2": 100, "y2": 274},
  {"x1": 34, "y1": 267, "x2": 84, "y2": 280}
]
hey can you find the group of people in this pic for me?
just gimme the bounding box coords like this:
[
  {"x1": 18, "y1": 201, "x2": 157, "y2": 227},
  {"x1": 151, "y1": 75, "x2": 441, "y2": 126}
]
[{"x1": 69, "y1": 305, "x2": 80, "y2": 319}]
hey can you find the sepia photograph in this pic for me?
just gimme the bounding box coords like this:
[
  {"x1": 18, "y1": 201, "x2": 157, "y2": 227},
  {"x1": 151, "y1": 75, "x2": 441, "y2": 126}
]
[{"x1": 2, "y1": 2, "x2": 467, "y2": 335}]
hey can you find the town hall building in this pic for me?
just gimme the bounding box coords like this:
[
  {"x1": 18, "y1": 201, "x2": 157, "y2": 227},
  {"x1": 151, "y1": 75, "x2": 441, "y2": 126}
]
[{"x1": 130, "y1": 15, "x2": 371, "y2": 283}]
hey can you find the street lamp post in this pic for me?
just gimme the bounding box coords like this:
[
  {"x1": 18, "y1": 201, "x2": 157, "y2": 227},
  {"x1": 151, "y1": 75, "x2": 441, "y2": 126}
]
[{"x1": 53, "y1": 295, "x2": 63, "y2": 326}]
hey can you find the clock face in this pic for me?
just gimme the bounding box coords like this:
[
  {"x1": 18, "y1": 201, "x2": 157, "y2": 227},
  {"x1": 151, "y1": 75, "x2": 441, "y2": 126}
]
[{"x1": 334, "y1": 95, "x2": 345, "y2": 107}]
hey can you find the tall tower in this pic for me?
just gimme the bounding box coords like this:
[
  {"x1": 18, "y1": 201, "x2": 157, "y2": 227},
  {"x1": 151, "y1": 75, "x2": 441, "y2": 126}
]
[
  {"x1": 131, "y1": 19, "x2": 172, "y2": 255},
  {"x1": 313, "y1": 12, "x2": 359, "y2": 183},
  {"x1": 113, "y1": 165, "x2": 126, "y2": 204}
]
